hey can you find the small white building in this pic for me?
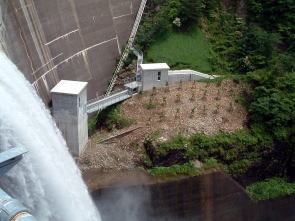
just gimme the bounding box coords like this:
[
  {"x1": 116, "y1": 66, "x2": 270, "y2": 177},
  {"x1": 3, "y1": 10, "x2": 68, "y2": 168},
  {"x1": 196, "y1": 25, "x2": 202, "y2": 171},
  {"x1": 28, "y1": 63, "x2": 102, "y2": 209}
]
[
  {"x1": 51, "y1": 80, "x2": 88, "y2": 157},
  {"x1": 140, "y1": 63, "x2": 170, "y2": 91}
]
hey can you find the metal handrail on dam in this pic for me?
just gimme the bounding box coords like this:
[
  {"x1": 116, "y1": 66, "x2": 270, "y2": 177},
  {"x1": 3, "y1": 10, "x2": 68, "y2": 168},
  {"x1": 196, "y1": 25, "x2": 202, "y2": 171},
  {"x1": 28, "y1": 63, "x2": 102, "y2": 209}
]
[
  {"x1": 87, "y1": 88, "x2": 125, "y2": 105},
  {"x1": 87, "y1": 89, "x2": 132, "y2": 114},
  {"x1": 105, "y1": 0, "x2": 147, "y2": 96}
]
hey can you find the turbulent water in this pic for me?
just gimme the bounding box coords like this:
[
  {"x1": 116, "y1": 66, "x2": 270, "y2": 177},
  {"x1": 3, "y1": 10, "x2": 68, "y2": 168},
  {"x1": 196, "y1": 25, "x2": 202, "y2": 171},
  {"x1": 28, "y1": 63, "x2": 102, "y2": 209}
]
[{"x1": 0, "y1": 52, "x2": 101, "y2": 220}]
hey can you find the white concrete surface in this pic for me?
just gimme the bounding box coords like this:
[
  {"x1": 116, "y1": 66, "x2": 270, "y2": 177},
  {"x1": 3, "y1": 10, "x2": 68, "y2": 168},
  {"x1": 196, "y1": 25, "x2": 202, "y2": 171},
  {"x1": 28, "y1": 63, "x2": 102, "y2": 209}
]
[
  {"x1": 51, "y1": 80, "x2": 88, "y2": 95},
  {"x1": 139, "y1": 63, "x2": 214, "y2": 91},
  {"x1": 141, "y1": 64, "x2": 169, "y2": 91},
  {"x1": 140, "y1": 63, "x2": 170, "y2": 71},
  {"x1": 168, "y1": 70, "x2": 214, "y2": 83},
  {"x1": 51, "y1": 80, "x2": 88, "y2": 157}
]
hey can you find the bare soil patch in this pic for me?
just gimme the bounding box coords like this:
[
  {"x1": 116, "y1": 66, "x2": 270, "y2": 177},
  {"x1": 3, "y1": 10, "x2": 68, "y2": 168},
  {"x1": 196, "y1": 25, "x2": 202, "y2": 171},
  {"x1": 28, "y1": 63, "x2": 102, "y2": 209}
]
[{"x1": 78, "y1": 79, "x2": 248, "y2": 172}]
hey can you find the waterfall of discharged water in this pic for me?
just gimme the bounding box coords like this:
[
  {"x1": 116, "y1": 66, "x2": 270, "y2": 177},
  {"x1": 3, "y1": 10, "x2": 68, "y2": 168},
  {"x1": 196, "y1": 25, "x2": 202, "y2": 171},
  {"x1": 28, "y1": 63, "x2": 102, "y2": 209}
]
[{"x1": 0, "y1": 52, "x2": 101, "y2": 220}]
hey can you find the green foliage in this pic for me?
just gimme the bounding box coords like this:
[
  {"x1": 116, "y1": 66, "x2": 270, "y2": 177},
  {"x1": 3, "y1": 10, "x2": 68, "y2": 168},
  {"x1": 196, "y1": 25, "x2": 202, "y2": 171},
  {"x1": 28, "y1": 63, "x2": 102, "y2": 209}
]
[
  {"x1": 233, "y1": 25, "x2": 281, "y2": 73},
  {"x1": 207, "y1": 12, "x2": 247, "y2": 74},
  {"x1": 140, "y1": 0, "x2": 295, "y2": 183},
  {"x1": 249, "y1": 89, "x2": 294, "y2": 130},
  {"x1": 148, "y1": 129, "x2": 266, "y2": 177},
  {"x1": 145, "y1": 25, "x2": 212, "y2": 73},
  {"x1": 246, "y1": 178, "x2": 295, "y2": 201},
  {"x1": 136, "y1": 0, "x2": 220, "y2": 51},
  {"x1": 228, "y1": 159, "x2": 253, "y2": 177},
  {"x1": 156, "y1": 135, "x2": 188, "y2": 155},
  {"x1": 88, "y1": 117, "x2": 97, "y2": 136},
  {"x1": 247, "y1": 0, "x2": 295, "y2": 52},
  {"x1": 123, "y1": 53, "x2": 136, "y2": 68},
  {"x1": 245, "y1": 60, "x2": 294, "y2": 138},
  {"x1": 147, "y1": 129, "x2": 162, "y2": 141},
  {"x1": 202, "y1": 158, "x2": 223, "y2": 170},
  {"x1": 208, "y1": 12, "x2": 281, "y2": 74},
  {"x1": 206, "y1": 5, "x2": 295, "y2": 180},
  {"x1": 96, "y1": 104, "x2": 133, "y2": 131},
  {"x1": 200, "y1": 0, "x2": 220, "y2": 18},
  {"x1": 148, "y1": 161, "x2": 200, "y2": 176},
  {"x1": 244, "y1": 65, "x2": 295, "y2": 177},
  {"x1": 146, "y1": 102, "x2": 156, "y2": 109}
]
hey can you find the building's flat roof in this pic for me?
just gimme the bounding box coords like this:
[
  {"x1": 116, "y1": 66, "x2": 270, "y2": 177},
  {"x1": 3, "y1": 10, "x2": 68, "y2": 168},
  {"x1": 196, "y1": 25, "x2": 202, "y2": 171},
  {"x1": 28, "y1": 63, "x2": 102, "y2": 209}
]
[
  {"x1": 51, "y1": 80, "x2": 88, "y2": 95},
  {"x1": 140, "y1": 63, "x2": 170, "y2": 70}
]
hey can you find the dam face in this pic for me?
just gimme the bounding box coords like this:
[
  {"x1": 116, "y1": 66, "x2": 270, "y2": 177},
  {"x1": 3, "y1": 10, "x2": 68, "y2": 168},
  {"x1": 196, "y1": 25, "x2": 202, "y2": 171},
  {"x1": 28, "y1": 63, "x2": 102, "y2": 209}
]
[
  {"x1": 0, "y1": 0, "x2": 141, "y2": 104},
  {"x1": 93, "y1": 172, "x2": 295, "y2": 221}
]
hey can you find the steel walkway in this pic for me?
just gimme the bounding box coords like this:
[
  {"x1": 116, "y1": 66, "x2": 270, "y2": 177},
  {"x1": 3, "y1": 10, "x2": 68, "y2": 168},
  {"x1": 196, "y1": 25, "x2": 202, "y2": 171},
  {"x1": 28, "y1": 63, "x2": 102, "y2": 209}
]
[{"x1": 87, "y1": 89, "x2": 132, "y2": 114}]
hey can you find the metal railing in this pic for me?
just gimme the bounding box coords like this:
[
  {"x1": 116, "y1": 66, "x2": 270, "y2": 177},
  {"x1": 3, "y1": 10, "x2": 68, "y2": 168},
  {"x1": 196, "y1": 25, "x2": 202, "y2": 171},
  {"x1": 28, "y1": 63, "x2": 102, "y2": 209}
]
[
  {"x1": 131, "y1": 47, "x2": 143, "y2": 78},
  {"x1": 87, "y1": 88, "x2": 125, "y2": 105},
  {"x1": 87, "y1": 89, "x2": 131, "y2": 114},
  {"x1": 124, "y1": 76, "x2": 137, "y2": 84},
  {"x1": 105, "y1": 0, "x2": 147, "y2": 96}
]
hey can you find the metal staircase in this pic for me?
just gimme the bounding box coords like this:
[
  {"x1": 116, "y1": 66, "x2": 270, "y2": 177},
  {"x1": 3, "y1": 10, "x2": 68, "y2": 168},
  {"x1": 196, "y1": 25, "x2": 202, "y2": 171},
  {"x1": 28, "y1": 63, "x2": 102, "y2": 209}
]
[{"x1": 105, "y1": 0, "x2": 147, "y2": 96}]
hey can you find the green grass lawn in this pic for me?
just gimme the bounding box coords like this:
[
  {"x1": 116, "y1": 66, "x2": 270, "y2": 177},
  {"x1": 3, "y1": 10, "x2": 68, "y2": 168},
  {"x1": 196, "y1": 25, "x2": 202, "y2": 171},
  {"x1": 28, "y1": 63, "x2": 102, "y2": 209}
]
[{"x1": 145, "y1": 26, "x2": 212, "y2": 73}]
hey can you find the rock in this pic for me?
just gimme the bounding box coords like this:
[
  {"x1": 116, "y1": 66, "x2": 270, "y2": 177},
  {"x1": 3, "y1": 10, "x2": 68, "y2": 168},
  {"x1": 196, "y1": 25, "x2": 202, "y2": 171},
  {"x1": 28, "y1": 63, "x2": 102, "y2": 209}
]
[{"x1": 194, "y1": 160, "x2": 203, "y2": 169}]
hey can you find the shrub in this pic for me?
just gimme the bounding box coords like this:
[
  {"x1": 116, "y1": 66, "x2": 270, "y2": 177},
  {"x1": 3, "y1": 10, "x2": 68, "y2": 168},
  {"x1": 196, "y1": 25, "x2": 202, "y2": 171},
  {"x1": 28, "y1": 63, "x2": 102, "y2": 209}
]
[
  {"x1": 190, "y1": 93, "x2": 196, "y2": 102},
  {"x1": 228, "y1": 159, "x2": 252, "y2": 177},
  {"x1": 146, "y1": 102, "x2": 156, "y2": 109},
  {"x1": 148, "y1": 161, "x2": 200, "y2": 176},
  {"x1": 190, "y1": 107, "x2": 196, "y2": 117},
  {"x1": 202, "y1": 158, "x2": 223, "y2": 170},
  {"x1": 96, "y1": 104, "x2": 133, "y2": 130},
  {"x1": 246, "y1": 178, "x2": 295, "y2": 201},
  {"x1": 175, "y1": 94, "x2": 181, "y2": 103},
  {"x1": 88, "y1": 117, "x2": 97, "y2": 136},
  {"x1": 157, "y1": 134, "x2": 188, "y2": 155},
  {"x1": 162, "y1": 96, "x2": 167, "y2": 106}
]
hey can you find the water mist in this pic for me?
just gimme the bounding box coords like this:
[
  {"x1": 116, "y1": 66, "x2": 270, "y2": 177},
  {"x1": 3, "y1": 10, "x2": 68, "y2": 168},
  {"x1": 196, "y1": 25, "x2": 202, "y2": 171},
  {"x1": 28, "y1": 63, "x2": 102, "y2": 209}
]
[{"x1": 0, "y1": 52, "x2": 101, "y2": 221}]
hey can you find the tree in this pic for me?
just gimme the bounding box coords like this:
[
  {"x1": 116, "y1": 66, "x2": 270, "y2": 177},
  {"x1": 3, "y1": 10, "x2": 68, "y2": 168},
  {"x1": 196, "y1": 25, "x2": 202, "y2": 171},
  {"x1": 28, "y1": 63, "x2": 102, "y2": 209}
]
[
  {"x1": 247, "y1": 0, "x2": 295, "y2": 52},
  {"x1": 233, "y1": 25, "x2": 281, "y2": 73}
]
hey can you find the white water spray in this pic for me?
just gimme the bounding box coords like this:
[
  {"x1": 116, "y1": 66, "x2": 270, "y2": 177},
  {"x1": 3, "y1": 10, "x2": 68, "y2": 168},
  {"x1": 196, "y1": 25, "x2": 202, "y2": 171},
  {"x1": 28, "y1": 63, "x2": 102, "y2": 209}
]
[{"x1": 0, "y1": 52, "x2": 101, "y2": 221}]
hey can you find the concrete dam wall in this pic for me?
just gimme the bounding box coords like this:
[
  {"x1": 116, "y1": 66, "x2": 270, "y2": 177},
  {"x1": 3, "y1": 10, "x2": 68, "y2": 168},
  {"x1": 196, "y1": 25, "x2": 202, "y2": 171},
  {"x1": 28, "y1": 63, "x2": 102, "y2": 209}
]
[
  {"x1": 93, "y1": 172, "x2": 295, "y2": 221},
  {"x1": 0, "y1": 0, "x2": 141, "y2": 104}
]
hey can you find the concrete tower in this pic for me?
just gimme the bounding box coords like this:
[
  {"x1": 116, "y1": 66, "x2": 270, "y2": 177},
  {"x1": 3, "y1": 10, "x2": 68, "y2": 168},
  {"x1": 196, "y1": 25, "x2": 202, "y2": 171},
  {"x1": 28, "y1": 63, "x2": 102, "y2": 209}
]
[{"x1": 51, "y1": 80, "x2": 88, "y2": 157}]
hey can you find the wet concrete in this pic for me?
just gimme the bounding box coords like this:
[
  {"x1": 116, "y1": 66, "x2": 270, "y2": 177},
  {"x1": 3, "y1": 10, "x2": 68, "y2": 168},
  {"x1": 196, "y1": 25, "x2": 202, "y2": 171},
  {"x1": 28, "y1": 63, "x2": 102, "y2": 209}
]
[
  {"x1": 89, "y1": 171, "x2": 295, "y2": 221},
  {"x1": 1, "y1": 0, "x2": 141, "y2": 104},
  {"x1": 83, "y1": 168, "x2": 190, "y2": 191},
  {"x1": 83, "y1": 168, "x2": 153, "y2": 191}
]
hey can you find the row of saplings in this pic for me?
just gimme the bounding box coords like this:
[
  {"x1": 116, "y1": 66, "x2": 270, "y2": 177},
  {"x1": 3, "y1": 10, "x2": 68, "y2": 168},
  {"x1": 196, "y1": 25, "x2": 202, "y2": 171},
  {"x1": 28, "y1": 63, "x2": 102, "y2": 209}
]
[{"x1": 144, "y1": 80, "x2": 237, "y2": 120}]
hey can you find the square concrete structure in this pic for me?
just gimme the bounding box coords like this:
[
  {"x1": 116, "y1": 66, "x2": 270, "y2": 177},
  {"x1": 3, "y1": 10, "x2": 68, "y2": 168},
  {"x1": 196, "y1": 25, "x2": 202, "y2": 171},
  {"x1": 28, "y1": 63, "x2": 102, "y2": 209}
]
[
  {"x1": 51, "y1": 80, "x2": 88, "y2": 157},
  {"x1": 140, "y1": 63, "x2": 170, "y2": 91}
]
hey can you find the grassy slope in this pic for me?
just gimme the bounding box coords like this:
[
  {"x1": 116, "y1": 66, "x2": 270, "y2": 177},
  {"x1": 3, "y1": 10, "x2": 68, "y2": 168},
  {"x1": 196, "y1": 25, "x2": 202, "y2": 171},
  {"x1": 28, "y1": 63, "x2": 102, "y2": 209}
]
[{"x1": 145, "y1": 25, "x2": 211, "y2": 73}]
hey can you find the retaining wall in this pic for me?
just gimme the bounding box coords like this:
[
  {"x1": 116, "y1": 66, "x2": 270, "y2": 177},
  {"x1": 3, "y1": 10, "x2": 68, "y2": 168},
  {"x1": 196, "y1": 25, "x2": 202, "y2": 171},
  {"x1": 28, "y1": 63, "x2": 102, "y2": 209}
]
[
  {"x1": 93, "y1": 172, "x2": 295, "y2": 221},
  {"x1": 168, "y1": 70, "x2": 214, "y2": 83}
]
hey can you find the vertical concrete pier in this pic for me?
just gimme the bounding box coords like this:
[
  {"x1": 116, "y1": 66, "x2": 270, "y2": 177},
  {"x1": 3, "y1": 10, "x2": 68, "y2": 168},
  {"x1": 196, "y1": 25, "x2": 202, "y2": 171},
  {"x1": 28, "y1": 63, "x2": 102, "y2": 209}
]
[{"x1": 51, "y1": 80, "x2": 88, "y2": 157}]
